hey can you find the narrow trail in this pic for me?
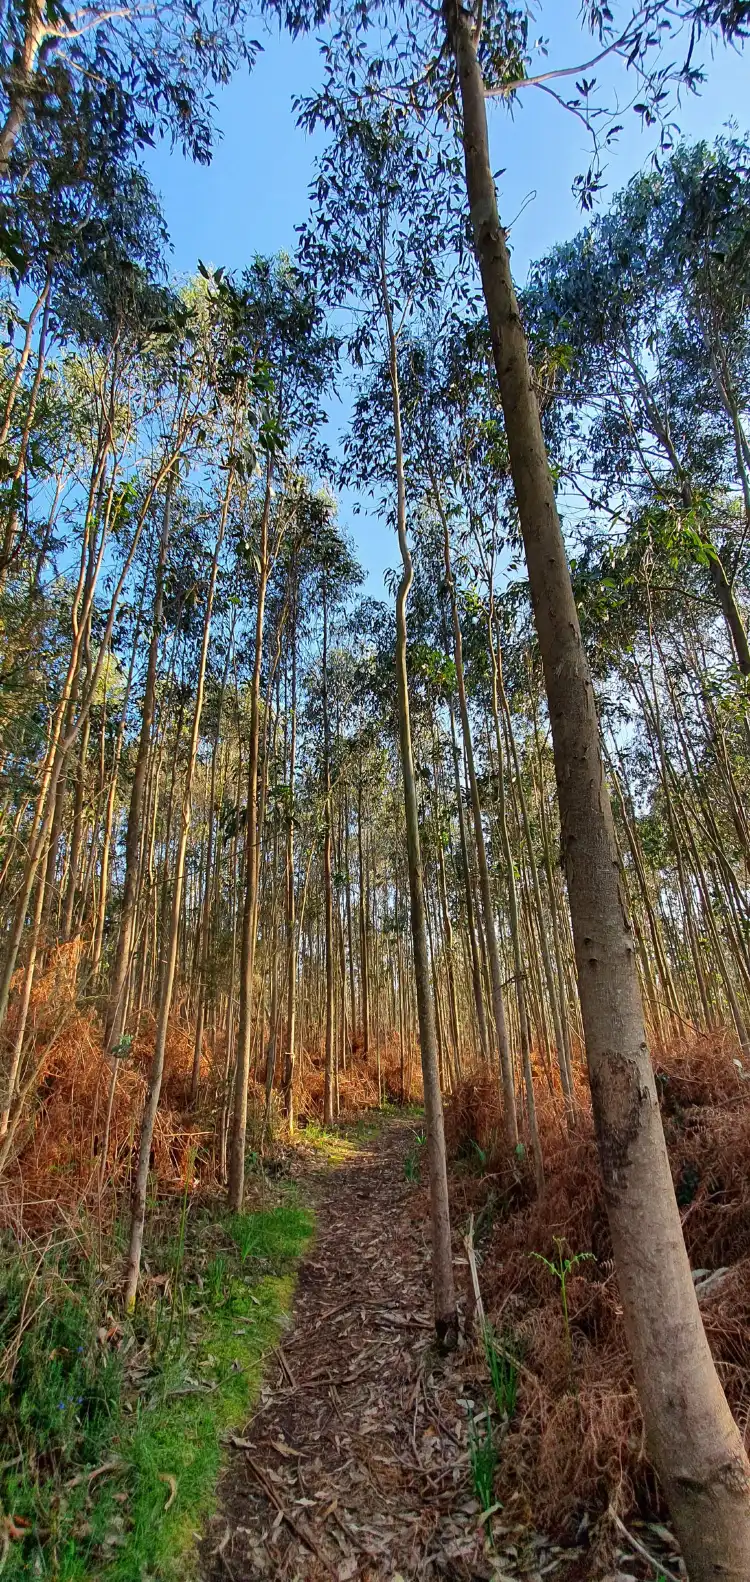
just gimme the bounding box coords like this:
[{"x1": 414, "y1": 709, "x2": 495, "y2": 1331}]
[{"x1": 202, "y1": 1119, "x2": 576, "y2": 1582}]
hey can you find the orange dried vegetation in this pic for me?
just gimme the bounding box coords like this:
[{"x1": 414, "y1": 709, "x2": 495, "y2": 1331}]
[
  {"x1": 1, "y1": 947, "x2": 422, "y2": 1231},
  {"x1": 445, "y1": 1034, "x2": 750, "y2": 1539}
]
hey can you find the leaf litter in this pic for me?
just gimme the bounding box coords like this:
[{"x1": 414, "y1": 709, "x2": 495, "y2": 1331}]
[{"x1": 201, "y1": 1120, "x2": 589, "y2": 1582}]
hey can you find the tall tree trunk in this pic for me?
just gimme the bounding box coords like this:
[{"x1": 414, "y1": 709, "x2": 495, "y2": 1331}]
[
  {"x1": 190, "y1": 637, "x2": 231, "y2": 1104},
  {"x1": 499, "y1": 661, "x2": 574, "y2": 1113},
  {"x1": 61, "y1": 712, "x2": 90, "y2": 942},
  {"x1": 228, "y1": 465, "x2": 273, "y2": 1211},
  {"x1": 440, "y1": 510, "x2": 517, "y2": 1143},
  {"x1": 283, "y1": 589, "x2": 299, "y2": 1130},
  {"x1": 322, "y1": 574, "x2": 335, "y2": 1124},
  {"x1": 382, "y1": 257, "x2": 457, "y2": 1349},
  {"x1": 484, "y1": 609, "x2": 544, "y2": 1190},
  {"x1": 444, "y1": 2, "x2": 750, "y2": 1569},
  {"x1": 448, "y1": 699, "x2": 489, "y2": 1062},
  {"x1": 105, "y1": 479, "x2": 174, "y2": 1052},
  {"x1": 124, "y1": 472, "x2": 231, "y2": 1309},
  {"x1": 357, "y1": 772, "x2": 370, "y2": 1054},
  {"x1": 343, "y1": 784, "x2": 357, "y2": 1045}
]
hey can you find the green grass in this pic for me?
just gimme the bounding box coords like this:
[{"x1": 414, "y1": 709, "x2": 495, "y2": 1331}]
[
  {"x1": 301, "y1": 1106, "x2": 425, "y2": 1167},
  {"x1": 483, "y1": 1323, "x2": 519, "y2": 1421},
  {"x1": 0, "y1": 1198, "x2": 313, "y2": 1581},
  {"x1": 300, "y1": 1120, "x2": 361, "y2": 1164},
  {"x1": 403, "y1": 1127, "x2": 427, "y2": 1183},
  {"x1": 227, "y1": 1204, "x2": 312, "y2": 1265},
  {"x1": 467, "y1": 1408, "x2": 498, "y2": 1514}
]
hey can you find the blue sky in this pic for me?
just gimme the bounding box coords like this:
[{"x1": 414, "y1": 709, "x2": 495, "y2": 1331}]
[{"x1": 144, "y1": 4, "x2": 748, "y2": 594}]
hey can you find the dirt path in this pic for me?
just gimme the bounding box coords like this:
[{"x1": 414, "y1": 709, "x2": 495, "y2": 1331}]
[{"x1": 201, "y1": 1119, "x2": 576, "y2": 1582}]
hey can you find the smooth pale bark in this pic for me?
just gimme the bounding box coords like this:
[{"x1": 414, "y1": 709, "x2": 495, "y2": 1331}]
[
  {"x1": 382, "y1": 260, "x2": 457, "y2": 1349},
  {"x1": 447, "y1": 700, "x2": 489, "y2": 1062},
  {"x1": 61, "y1": 712, "x2": 90, "y2": 942},
  {"x1": 484, "y1": 614, "x2": 544, "y2": 1191},
  {"x1": 440, "y1": 510, "x2": 517, "y2": 1142},
  {"x1": 283, "y1": 593, "x2": 298, "y2": 1130},
  {"x1": 190, "y1": 716, "x2": 222, "y2": 1103},
  {"x1": 634, "y1": 670, "x2": 715, "y2": 1026},
  {"x1": 499, "y1": 668, "x2": 574, "y2": 1114},
  {"x1": 343, "y1": 786, "x2": 358, "y2": 1045},
  {"x1": 0, "y1": 282, "x2": 53, "y2": 580},
  {"x1": 228, "y1": 466, "x2": 273, "y2": 1211},
  {"x1": 124, "y1": 475, "x2": 230, "y2": 1310},
  {"x1": 531, "y1": 713, "x2": 578, "y2": 1082},
  {"x1": 607, "y1": 753, "x2": 683, "y2": 1031},
  {"x1": 357, "y1": 774, "x2": 370, "y2": 1053},
  {"x1": 190, "y1": 631, "x2": 232, "y2": 1104},
  {"x1": 0, "y1": 874, "x2": 46, "y2": 1138},
  {"x1": 105, "y1": 481, "x2": 173, "y2": 1052},
  {"x1": 444, "y1": 2, "x2": 750, "y2": 1570},
  {"x1": 0, "y1": 0, "x2": 49, "y2": 173},
  {"x1": 90, "y1": 616, "x2": 141, "y2": 978},
  {"x1": 0, "y1": 452, "x2": 171, "y2": 1041},
  {"x1": 322, "y1": 576, "x2": 335, "y2": 1125},
  {"x1": 436, "y1": 818, "x2": 462, "y2": 1081},
  {"x1": 220, "y1": 734, "x2": 244, "y2": 1177}
]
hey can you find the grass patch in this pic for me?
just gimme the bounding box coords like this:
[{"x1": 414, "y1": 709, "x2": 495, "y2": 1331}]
[
  {"x1": 227, "y1": 1204, "x2": 312, "y2": 1266},
  {"x1": 299, "y1": 1121, "x2": 361, "y2": 1164},
  {"x1": 301, "y1": 1108, "x2": 425, "y2": 1167},
  {"x1": 467, "y1": 1408, "x2": 497, "y2": 1514},
  {"x1": 0, "y1": 1196, "x2": 313, "y2": 1580},
  {"x1": 403, "y1": 1126, "x2": 427, "y2": 1183},
  {"x1": 482, "y1": 1323, "x2": 519, "y2": 1421}
]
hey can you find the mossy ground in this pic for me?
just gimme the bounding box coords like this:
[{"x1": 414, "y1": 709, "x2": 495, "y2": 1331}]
[{"x1": 0, "y1": 1195, "x2": 313, "y2": 1580}]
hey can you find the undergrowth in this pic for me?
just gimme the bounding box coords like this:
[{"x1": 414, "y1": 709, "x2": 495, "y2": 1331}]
[
  {"x1": 444, "y1": 1037, "x2": 750, "y2": 1551},
  {"x1": 482, "y1": 1323, "x2": 519, "y2": 1421},
  {"x1": 0, "y1": 1194, "x2": 313, "y2": 1580},
  {"x1": 467, "y1": 1409, "x2": 497, "y2": 1514},
  {"x1": 300, "y1": 1105, "x2": 421, "y2": 1167},
  {"x1": 403, "y1": 1127, "x2": 426, "y2": 1183}
]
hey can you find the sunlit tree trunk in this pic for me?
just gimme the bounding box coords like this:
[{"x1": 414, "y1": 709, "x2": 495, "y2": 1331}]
[
  {"x1": 445, "y1": 2, "x2": 750, "y2": 1567},
  {"x1": 228, "y1": 464, "x2": 273, "y2": 1211},
  {"x1": 382, "y1": 256, "x2": 457, "y2": 1348},
  {"x1": 124, "y1": 469, "x2": 231, "y2": 1308}
]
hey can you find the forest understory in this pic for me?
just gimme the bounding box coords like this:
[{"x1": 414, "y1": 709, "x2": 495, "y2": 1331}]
[
  {"x1": 201, "y1": 1107, "x2": 701, "y2": 1582},
  {"x1": 4, "y1": 0, "x2": 750, "y2": 1574},
  {"x1": 2, "y1": 950, "x2": 749, "y2": 1579}
]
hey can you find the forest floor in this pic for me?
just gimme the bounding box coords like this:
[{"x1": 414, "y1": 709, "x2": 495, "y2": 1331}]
[{"x1": 200, "y1": 1116, "x2": 595, "y2": 1582}]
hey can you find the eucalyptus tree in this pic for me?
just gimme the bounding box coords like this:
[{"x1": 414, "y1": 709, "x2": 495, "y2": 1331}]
[
  {"x1": 299, "y1": 106, "x2": 463, "y2": 1345},
  {"x1": 392, "y1": 336, "x2": 523, "y2": 1145},
  {"x1": 0, "y1": 106, "x2": 169, "y2": 583},
  {"x1": 226, "y1": 256, "x2": 336, "y2": 1211},
  {"x1": 296, "y1": 0, "x2": 750, "y2": 1564},
  {"x1": 301, "y1": 514, "x2": 362, "y2": 1121},
  {"x1": 267, "y1": 483, "x2": 341, "y2": 1131},
  {"x1": 103, "y1": 282, "x2": 231, "y2": 1063},
  {"x1": 123, "y1": 478, "x2": 235, "y2": 1309},
  {"x1": 443, "y1": 19, "x2": 750, "y2": 1562},
  {"x1": 0, "y1": 252, "x2": 196, "y2": 1082},
  {"x1": 0, "y1": 0, "x2": 268, "y2": 178},
  {"x1": 525, "y1": 134, "x2": 750, "y2": 677},
  {"x1": 123, "y1": 265, "x2": 295, "y2": 1306}
]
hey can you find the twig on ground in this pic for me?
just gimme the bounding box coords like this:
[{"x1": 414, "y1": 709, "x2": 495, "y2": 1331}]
[
  {"x1": 608, "y1": 1506, "x2": 682, "y2": 1582},
  {"x1": 464, "y1": 1213, "x2": 485, "y2": 1331},
  {"x1": 65, "y1": 1458, "x2": 123, "y2": 1490},
  {"x1": 244, "y1": 1451, "x2": 337, "y2": 1577}
]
